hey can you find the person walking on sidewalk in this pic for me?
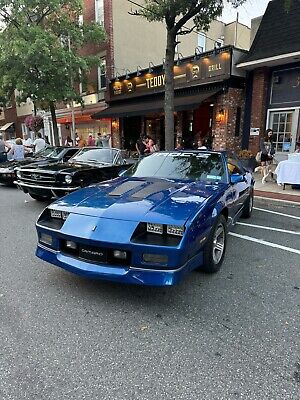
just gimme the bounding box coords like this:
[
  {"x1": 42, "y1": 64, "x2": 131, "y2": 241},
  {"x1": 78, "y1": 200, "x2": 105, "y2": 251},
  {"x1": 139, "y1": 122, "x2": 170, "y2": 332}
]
[{"x1": 260, "y1": 129, "x2": 275, "y2": 184}]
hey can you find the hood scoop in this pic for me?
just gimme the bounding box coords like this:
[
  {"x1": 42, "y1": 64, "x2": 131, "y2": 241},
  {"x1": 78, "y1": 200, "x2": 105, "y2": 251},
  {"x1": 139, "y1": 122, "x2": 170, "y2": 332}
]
[
  {"x1": 108, "y1": 180, "x2": 143, "y2": 197},
  {"x1": 131, "y1": 181, "x2": 178, "y2": 199}
]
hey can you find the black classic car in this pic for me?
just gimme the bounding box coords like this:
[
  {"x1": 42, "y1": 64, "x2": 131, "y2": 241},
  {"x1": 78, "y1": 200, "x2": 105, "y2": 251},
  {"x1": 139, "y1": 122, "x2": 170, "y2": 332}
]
[
  {"x1": 0, "y1": 146, "x2": 79, "y2": 186},
  {"x1": 15, "y1": 147, "x2": 130, "y2": 201}
]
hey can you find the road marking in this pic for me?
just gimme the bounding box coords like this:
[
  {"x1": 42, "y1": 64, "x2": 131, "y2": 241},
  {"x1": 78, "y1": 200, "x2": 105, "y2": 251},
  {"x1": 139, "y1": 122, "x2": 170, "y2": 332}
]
[
  {"x1": 236, "y1": 222, "x2": 300, "y2": 235},
  {"x1": 229, "y1": 232, "x2": 300, "y2": 255},
  {"x1": 253, "y1": 207, "x2": 300, "y2": 221}
]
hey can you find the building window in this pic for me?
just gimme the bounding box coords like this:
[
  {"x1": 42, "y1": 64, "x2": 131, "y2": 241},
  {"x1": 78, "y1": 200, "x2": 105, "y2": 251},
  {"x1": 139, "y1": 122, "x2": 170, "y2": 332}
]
[
  {"x1": 270, "y1": 111, "x2": 293, "y2": 152},
  {"x1": 95, "y1": 0, "x2": 104, "y2": 24},
  {"x1": 98, "y1": 58, "x2": 106, "y2": 91},
  {"x1": 197, "y1": 32, "x2": 206, "y2": 53}
]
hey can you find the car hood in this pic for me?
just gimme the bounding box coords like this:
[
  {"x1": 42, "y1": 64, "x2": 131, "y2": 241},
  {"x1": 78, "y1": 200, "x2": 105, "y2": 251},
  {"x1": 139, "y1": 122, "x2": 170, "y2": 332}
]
[
  {"x1": 20, "y1": 161, "x2": 109, "y2": 174},
  {"x1": 54, "y1": 177, "x2": 225, "y2": 225},
  {"x1": 0, "y1": 157, "x2": 40, "y2": 170}
]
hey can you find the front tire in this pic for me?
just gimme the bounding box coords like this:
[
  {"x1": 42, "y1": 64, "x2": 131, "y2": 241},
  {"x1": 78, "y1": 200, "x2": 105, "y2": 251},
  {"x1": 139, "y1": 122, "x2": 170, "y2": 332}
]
[
  {"x1": 29, "y1": 193, "x2": 52, "y2": 202},
  {"x1": 201, "y1": 215, "x2": 227, "y2": 274}
]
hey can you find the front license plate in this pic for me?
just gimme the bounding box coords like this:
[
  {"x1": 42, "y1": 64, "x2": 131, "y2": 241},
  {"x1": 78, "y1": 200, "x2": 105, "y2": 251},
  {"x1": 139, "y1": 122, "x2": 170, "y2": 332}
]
[{"x1": 79, "y1": 245, "x2": 107, "y2": 263}]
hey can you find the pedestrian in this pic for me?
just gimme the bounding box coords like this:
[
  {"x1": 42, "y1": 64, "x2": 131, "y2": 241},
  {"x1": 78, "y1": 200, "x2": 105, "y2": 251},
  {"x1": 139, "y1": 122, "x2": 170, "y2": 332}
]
[
  {"x1": 148, "y1": 138, "x2": 158, "y2": 153},
  {"x1": 260, "y1": 128, "x2": 275, "y2": 184},
  {"x1": 9, "y1": 138, "x2": 26, "y2": 160},
  {"x1": 78, "y1": 136, "x2": 86, "y2": 148},
  {"x1": 101, "y1": 133, "x2": 111, "y2": 148},
  {"x1": 33, "y1": 132, "x2": 46, "y2": 153},
  {"x1": 22, "y1": 133, "x2": 32, "y2": 147},
  {"x1": 0, "y1": 134, "x2": 8, "y2": 163},
  {"x1": 197, "y1": 138, "x2": 207, "y2": 150},
  {"x1": 136, "y1": 135, "x2": 148, "y2": 160},
  {"x1": 64, "y1": 135, "x2": 73, "y2": 147},
  {"x1": 75, "y1": 132, "x2": 80, "y2": 146},
  {"x1": 87, "y1": 134, "x2": 95, "y2": 147},
  {"x1": 95, "y1": 132, "x2": 102, "y2": 147}
]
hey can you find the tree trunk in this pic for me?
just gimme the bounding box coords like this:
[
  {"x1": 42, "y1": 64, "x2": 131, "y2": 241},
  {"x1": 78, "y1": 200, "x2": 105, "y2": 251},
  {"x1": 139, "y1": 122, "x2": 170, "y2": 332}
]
[
  {"x1": 49, "y1": 101, "x2": 60, "y2": 146},
  {"x1": 164, "y1": 30, "x2": 176, "y2": 150}
]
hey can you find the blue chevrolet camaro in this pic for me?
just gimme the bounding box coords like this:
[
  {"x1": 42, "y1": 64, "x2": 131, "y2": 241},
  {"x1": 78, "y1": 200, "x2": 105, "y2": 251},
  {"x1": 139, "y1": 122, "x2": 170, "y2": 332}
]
[{"x1": 36, "y1": 151, "x2": 254, "y2": 286}]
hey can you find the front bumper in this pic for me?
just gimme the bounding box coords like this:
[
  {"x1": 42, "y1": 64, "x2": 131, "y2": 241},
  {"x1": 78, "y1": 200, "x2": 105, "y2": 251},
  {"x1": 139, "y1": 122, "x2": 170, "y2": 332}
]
[
  {"x1": 14, "y1": 180, "x2": 80, "y2": 197},
  {"x1": 36, "y1": 243, "x2": 203, "y2": 287}
]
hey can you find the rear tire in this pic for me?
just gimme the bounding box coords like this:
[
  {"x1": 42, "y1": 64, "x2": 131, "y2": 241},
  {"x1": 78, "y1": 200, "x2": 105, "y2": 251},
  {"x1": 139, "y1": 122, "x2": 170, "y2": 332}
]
[
  {"x1": 29, "y1": 193, "x2": 52, "y2": 202},
  {"x1": 241, "y1": 190, "x2": 254, "y2": 219},
  {"x1": 200, "y1": 215, "x2": 227, "y2": 274}
]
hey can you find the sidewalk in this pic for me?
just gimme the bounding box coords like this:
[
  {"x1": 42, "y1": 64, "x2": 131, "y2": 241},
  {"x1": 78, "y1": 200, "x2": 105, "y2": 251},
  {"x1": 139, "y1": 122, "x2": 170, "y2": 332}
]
[{"x1": 253, "y1": 172, "x2": 300, "y2": 203}]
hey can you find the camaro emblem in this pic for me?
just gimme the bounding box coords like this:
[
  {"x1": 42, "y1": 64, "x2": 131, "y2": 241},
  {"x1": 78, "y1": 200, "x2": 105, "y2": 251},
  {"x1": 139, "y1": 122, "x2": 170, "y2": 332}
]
[{"x1": 92, "y1": 225, "x2": 97, "y2": 232}]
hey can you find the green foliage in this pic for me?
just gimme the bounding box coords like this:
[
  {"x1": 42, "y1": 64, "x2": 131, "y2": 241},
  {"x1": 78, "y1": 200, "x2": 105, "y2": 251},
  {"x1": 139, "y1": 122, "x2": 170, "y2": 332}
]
[
  {"x1": 139, "y1": 0, "x2": 246, "y2": 33},
  {"x1": 0, "y1": 0, "x2": 106, "y2": 109}
]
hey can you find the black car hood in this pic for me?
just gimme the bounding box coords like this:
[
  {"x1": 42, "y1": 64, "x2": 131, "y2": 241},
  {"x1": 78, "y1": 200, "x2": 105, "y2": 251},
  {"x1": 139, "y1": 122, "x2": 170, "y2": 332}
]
[{"x1": 19, "y1": 161, "x2": 114, "y2": 175}]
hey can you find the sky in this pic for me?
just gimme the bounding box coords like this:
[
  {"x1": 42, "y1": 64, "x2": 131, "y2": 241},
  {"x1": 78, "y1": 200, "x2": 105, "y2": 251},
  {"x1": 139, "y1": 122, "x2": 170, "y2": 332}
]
[{"x1": 221, "y1": 0, "x2": 271, "y2": 26}]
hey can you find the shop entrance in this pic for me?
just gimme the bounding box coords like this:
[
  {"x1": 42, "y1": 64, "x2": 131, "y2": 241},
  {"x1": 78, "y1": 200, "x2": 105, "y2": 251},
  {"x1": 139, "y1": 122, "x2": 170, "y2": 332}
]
[
  {"x1": 145, "y1": 116, "x2": 165, "y2": 150},
  {"x1": 182, "y1": 103, "x2": 213, "y2": 149},
  {"x1": 123, "y1": 116, "x2": 142, "y2": 151}
]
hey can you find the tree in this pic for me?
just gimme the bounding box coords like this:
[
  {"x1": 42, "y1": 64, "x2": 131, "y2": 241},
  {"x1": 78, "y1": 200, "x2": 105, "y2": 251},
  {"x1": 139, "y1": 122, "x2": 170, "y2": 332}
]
[
  {"x1": 0, "y1": 0, "x2": 106, "y2": 145},
  {"x1": 131, "y1": 0, "x2": 246, "y2": 150}
]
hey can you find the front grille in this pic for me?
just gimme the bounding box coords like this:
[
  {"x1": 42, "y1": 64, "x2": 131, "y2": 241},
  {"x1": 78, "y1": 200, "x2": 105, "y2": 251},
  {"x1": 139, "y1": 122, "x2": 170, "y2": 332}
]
[
  {"x1": 61, "y1": 240, "x2": 131, "y2": 266},
  {"x1": 20, "y1": 171, "x2": 56, "y2": 183}
]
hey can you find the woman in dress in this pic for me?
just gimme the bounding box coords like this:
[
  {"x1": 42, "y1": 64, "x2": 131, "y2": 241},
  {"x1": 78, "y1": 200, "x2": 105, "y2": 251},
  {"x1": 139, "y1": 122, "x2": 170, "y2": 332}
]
[{"x1": 9, "y1": 138, "x2": 26, "y2": 161}]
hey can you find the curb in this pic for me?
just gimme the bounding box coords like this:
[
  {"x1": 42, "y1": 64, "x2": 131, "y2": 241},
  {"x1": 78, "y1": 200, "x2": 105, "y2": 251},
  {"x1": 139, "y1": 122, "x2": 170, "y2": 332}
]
[{"x1": 254, "y1": 190, "x2": 300, "y2": 205}]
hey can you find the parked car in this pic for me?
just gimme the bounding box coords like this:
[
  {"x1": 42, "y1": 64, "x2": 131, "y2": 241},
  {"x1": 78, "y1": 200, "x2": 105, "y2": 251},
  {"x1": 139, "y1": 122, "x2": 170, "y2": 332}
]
[
  {"x1": 15, "y1": 147, "x2": 130, "y2": 201},
  {"x1": 35, "y1": 150, "x2": 254, "y2": 286},
  {"x1": 0, "y1": 146, "x2": 79, "y2": 186}
]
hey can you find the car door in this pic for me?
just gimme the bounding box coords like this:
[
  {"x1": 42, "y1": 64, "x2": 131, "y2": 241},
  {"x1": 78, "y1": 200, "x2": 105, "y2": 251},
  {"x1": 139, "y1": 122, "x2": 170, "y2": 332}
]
[{"x1": 227, "y1": 154, "x2": 250, "y2": 218}]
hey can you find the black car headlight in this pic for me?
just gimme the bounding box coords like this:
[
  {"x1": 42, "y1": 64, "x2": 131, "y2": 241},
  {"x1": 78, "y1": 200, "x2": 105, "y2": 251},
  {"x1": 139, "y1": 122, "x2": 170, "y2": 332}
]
[{"x1": 65, "y1": 175, "x2": 72, "y2": 184}]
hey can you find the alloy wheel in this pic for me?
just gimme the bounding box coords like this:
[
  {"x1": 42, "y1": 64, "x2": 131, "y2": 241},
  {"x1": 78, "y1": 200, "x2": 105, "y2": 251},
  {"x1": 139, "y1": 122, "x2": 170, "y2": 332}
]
[{"x1": 212, "y1": 224, "x2": 225, "y2": 264}]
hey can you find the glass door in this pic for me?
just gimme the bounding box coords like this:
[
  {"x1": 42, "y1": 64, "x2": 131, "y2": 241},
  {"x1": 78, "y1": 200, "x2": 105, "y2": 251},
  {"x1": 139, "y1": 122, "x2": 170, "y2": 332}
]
[{"x1": 269, "y1": 111, "x2": 298, "y2": 152}]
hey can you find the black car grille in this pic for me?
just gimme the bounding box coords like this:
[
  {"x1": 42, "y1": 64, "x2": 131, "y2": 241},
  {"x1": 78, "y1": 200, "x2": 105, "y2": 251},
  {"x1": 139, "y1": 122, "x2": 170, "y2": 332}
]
[{"x1": 20, "y1": 171, "x2": 56, "y2": 183}]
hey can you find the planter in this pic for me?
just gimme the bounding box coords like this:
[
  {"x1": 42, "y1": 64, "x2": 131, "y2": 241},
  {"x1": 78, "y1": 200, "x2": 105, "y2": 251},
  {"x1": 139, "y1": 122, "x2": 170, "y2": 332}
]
[{"x1": 240, "y1": 156, "x2": 257, "y2": 172}]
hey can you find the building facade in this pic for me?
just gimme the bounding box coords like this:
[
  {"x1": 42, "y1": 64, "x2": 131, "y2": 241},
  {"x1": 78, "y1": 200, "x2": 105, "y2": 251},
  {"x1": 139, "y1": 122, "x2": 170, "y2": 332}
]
[
  {"x1": 1, "y1": 0, "x2": 251, "y2": 148},
  {"x1": 238, "y1": 0, "x2": 300, "y2": 157},
  {"x1": 93, "y1": 46, "x2": 247, "y2": 152}
]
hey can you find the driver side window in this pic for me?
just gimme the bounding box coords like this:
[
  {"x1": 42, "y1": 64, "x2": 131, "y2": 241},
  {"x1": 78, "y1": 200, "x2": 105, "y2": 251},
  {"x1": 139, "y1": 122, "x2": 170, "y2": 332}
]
[{"x1": 227, "y1": 157, "x2": 243, "y2": 175}]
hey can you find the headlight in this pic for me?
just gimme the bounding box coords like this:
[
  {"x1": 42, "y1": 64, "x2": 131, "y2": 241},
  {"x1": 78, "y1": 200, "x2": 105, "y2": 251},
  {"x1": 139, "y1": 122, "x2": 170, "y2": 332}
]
[
  {"x1": 65, "y1": 174, "x2": 72, "y2": 184},
  {"x1": 50, "y1": 209, "x2": 69, "y2": 220},
  {"x1": 147, "y1": 223, "x2": 163, "y2": 235},
  {"x1": 167, "y1": 225, "x2": 185, "y2": 237},
  {"x1": 16, "y1": 170, "x2": 22, "y2": 179}
]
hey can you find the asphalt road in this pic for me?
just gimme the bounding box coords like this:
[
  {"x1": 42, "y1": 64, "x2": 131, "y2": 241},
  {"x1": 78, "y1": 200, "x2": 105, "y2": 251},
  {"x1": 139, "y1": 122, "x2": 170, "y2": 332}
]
[{"x1": 0, "y1": 187, "x2": 299, "y2": 400}]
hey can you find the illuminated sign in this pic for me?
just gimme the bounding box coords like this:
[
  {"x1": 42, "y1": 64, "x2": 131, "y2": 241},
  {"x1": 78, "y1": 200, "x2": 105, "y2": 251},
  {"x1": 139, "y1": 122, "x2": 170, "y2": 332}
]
[{"x1": 110, "y1": 51, "x2": 231, "y2": 101}]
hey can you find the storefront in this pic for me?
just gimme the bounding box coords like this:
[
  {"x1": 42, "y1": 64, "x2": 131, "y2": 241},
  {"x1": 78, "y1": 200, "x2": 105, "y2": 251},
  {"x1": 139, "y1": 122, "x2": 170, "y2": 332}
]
[
  {"x1": 93, "y1": 46, "x2": 247, "y2": 152},
  {"x1": 237, "y1": 0, "x2": 300, "y2": 156}
]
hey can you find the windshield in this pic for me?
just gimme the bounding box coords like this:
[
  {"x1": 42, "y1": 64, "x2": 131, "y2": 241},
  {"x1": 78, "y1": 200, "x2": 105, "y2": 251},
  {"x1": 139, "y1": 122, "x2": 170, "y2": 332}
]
[
  {"x1": 35, "y1": 146, "x2": 56, "y2": 158},
  {"x1": 125, "y1": 152, "x2": 226, "y2": 183},
  {"x1": 70, "y1": 148, "x2": 118, "y2": 164},
  {"x1": 45, "y1": 147, "x2": 66, "y2": 159}
]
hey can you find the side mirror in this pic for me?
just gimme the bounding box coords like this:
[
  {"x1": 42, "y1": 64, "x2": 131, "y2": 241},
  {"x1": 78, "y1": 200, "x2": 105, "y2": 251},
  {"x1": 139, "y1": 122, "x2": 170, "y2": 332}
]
[{"x1": 231, "y1": 173, "x2": 245, "y2": 184}]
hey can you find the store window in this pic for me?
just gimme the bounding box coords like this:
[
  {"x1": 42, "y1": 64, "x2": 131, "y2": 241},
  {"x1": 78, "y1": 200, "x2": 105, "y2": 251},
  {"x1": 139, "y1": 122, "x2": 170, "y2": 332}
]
[
  {"x1": 270, "y1": 111, "x2": 294, "y2": 152},
  {"x1": 95, "y1": 0, "x2": 104, "y2": 24},
  {"x1": 98, "y1": 58, "x2": 106, "y2": 91}
]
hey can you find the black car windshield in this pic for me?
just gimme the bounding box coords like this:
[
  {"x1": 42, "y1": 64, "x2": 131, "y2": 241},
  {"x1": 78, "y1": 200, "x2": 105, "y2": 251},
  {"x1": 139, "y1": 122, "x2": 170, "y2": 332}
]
[
  {"x1": 125, "y1": 152, "x2": 226, "y2": 183},
  {"x1": 35, "y1": 146, "x2": 55, "y2": 158},
  {"x1": 45, "y1": 147, "x2": 66, "y2": 159},
  {"x1": 70, "y1": 148, "x2": 118, "y2": 164}
]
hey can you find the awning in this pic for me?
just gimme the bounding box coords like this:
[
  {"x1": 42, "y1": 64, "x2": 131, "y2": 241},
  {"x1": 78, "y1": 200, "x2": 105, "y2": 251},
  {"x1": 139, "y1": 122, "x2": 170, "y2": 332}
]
[
  {"x1": 92, "y1": 90, "x2": 220, "y2": 119},
  {"x1": 0, "y1": 122, "x2": 14, "y2": 131}
]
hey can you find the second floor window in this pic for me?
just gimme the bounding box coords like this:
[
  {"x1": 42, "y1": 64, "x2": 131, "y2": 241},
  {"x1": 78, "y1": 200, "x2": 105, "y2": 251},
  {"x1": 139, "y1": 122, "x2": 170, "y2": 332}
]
[
  {"x1": 95, "y1": 0, "x2": 104, "y2": 24},
  {"x1": 197, "y1": 32, "x2": 206, "y2": 53},
  {"x1": 98, "y1": 58, "x2": 106, "y2": 91}
]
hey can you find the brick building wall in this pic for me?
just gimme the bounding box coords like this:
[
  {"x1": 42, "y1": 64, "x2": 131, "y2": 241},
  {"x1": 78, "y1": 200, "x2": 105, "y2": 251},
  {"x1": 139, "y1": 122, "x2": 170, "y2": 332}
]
[
  {"x1": 212, "y1": 87, "x2": 245, "y2": 152},
  {"x1": 248, "y1": 68, "x2": 269, "y2": 154}
]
